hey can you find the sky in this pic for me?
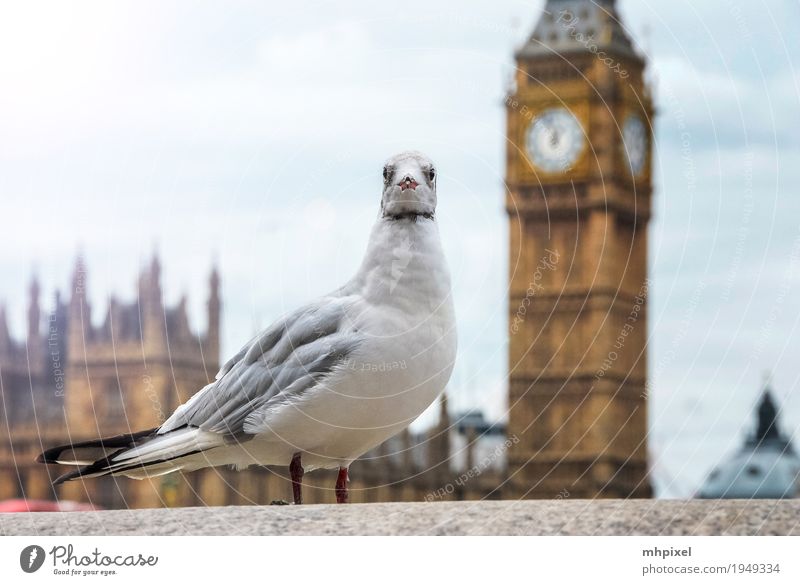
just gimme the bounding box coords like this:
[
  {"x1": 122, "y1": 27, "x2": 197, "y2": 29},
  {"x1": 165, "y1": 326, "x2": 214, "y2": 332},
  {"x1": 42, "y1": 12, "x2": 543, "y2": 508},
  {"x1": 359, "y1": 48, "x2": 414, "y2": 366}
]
[{"x1": 0, "y1": 0, "x2": 799, "y2": 498}]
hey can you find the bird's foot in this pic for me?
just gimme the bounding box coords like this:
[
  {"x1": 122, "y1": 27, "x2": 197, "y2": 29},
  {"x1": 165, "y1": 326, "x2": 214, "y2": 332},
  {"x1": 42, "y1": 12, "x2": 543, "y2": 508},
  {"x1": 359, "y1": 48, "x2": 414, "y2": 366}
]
[
  {"x1": 290, "y1": 452, "x2": 304, "y2": 505},
  {"x1": 335, "y1": 467, "x2": 349, "y2": 504}
]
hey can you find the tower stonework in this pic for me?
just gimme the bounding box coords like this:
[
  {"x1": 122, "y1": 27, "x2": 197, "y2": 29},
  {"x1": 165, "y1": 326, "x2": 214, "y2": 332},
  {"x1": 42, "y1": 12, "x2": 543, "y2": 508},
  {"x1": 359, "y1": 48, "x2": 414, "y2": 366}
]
[{"x1": 505, "y1": 0, "x2": 653, "y2": 498}]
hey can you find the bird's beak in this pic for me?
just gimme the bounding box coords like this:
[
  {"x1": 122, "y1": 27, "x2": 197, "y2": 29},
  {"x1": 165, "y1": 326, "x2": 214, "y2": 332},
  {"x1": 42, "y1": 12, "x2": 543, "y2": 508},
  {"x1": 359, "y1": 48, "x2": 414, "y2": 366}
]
[{"x1": 398, "y1": 176, "x2": 418, "y2": 191}]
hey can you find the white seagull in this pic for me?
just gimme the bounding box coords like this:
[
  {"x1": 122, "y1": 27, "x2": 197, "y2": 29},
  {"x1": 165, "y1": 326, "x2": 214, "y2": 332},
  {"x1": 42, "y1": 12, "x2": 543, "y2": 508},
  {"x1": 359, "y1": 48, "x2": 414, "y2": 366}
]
[{"x1": 39, "y1": 151, "x2": 457, "y2": 505}]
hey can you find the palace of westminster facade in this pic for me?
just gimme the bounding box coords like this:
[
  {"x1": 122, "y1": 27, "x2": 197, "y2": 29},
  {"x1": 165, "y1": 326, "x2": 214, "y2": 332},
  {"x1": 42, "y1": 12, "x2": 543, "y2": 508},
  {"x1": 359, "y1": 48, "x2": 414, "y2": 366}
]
[{"x1": 0, "y1": 0, "x2": 654, "y2": 507}]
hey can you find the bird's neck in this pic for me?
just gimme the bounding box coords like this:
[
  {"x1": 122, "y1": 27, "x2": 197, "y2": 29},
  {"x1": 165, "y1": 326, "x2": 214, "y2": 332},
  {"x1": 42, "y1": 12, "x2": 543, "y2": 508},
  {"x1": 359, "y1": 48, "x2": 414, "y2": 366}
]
[{"x1": 350, "y1": 216, "x2": 452, "y2": 309}]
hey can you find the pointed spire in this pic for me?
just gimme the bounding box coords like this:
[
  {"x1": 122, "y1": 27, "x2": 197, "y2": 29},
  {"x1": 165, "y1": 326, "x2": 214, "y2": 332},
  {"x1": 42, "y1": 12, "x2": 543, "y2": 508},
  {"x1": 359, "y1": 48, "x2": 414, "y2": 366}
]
[
  {"x1": 28, "y1": 273, "x2": 41, "y2": 340},
  {"x1": 745, "y1": 375, "x2": 795, "y2": 454},
  {"x1": 438, "y1": 391, "x2": 449, "y2": 428},
  {"x1": 71, "y1": 254, "x2": 87, "y2": 301},
  {"x1": 69, "y1": 254, "x2": 90, "y2": 323},
  {"x1": 137, "y1": 251, "x2": 165, "y2": 352},
  {"x1": 137, "y1": 251, "x2": 162, "y2": 302},
  {"x1": 427, "y1": 391, "x2": 451, "y2": 472},
  {"x1": 400, "y1": 427, "x2": 414, "y2": 469},
  {"x1": 439, "y1": 390, "x2": 451, "y2": 467},
  {"x1": 67, "y1": 255, "x2": 92, "y2": 359},
  {"x1": 755, "y1": 388, "x2": 781, "y2": 444},
  {"x1": 209, "y1": 263, "x2": 220, "y2": 294},
  {"x1": 29, "y1": 273, "x2": 41, "y2": 297},
  {"x1": 150, "y1": 251, "x2": 161, "y2": 286},
  {"x1": 0, "y1": 303, "x2": 10, "y2": 353},
  {"x1": 206, "y1": 263, "x2": 221, "y2": 363}
]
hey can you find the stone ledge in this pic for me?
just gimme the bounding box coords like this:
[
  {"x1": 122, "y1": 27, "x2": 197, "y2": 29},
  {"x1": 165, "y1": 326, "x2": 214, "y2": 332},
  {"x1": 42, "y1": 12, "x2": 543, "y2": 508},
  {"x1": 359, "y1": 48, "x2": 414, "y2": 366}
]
[{"x1": 1, "y1": 499, "x2": 798, "y2": 536}]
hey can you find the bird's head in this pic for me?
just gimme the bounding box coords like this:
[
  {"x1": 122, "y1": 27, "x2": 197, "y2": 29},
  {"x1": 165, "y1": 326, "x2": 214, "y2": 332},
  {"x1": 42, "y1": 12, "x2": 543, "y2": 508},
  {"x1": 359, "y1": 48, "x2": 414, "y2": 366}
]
[{"x1": 380, "y1": 151, "x2": 437, "y2": 220}]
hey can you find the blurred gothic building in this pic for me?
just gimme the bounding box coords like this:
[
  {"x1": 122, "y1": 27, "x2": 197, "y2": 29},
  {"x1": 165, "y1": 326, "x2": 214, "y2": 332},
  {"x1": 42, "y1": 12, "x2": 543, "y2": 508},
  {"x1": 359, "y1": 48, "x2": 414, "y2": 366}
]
[
  {"x1": 0, "y1": 257, "x2": 501, "y2": 507},
  {"x1": 0, "y1": 256, "x2": 224, "y2": 508}
]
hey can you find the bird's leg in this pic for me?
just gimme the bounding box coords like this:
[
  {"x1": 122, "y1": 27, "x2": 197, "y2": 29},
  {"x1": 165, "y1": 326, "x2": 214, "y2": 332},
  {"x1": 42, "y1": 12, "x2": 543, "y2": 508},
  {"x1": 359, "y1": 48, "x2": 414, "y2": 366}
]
[
  {"x1": 290, "y1": 452, "x2": 304, "y2": 505},
  {"x1": 335, "y1": 467, "x2": 349, "y2": 504}
]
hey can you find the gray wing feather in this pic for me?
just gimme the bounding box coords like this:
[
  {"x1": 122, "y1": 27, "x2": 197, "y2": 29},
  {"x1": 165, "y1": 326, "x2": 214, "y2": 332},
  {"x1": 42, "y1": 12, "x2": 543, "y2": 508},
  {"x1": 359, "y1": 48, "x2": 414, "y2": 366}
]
[
  {"x1": 160, "y1": 298, "x2": 361, "y2": 436},
  {"x1": 215, "y1": 344, "x2": 248, "y2": 380}
]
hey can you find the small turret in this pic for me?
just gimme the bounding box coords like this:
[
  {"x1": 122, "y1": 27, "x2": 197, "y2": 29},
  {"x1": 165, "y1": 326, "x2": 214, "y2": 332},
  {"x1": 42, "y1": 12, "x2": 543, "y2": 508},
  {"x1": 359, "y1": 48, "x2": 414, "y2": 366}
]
[
  {"x1": 67, "y1": 255, "x2": 91, "y2": 359},
  {"x1": 755, "y1": 390, "x2": 780, "y2": 443},
  {"x1": 25, "y1": 274, "x2": 44, "y2": 370},
  {"x1": 746, "y1": 383, "x2": 792, "y2": 452},
  {"x1": 0, "y1": 304, "x2": 10, "y2": 356},
  {"x1": 27, "y1": 274, "x2": 41, "y2": 341},
  {"x1": 206, "y1": 264, "x2": 221, "y2": 362},
  {"x1": 427, "y1": 392, "x2": 451, "y2": 470},
  {"x1": 138, "y1": 252, "x2": 166, "y2": 352}
]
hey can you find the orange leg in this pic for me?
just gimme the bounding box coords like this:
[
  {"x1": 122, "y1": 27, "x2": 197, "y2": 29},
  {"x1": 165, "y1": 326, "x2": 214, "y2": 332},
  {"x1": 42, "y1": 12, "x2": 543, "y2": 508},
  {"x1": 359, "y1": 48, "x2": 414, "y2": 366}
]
[
  {"x1": 290, "y1": 452, "x2": 304, "y2": 505},
  {"x1": 335, "y1": 467, "x2": 349, "y2": 504}
]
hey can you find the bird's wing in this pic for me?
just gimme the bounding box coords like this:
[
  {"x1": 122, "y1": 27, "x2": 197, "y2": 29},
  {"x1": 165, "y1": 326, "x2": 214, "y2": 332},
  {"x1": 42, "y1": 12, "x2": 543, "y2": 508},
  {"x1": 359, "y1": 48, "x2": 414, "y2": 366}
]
[{"x1": 159, "y1": 296, "x2": 363, "y2": 437}]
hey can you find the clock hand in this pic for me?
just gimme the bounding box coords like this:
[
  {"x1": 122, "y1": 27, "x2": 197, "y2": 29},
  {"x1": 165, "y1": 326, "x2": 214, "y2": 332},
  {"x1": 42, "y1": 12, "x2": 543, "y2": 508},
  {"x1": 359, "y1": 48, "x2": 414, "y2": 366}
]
[{"x1": 551, "y1": 129, "x2": 560, "y2": 147}]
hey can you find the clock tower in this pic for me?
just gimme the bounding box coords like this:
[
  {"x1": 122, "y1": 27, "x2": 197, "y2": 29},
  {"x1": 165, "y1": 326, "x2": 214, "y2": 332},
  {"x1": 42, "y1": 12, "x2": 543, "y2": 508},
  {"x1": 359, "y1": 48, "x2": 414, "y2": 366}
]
[{"x1": 505, "y1": 0, "x2": 653, "y2": 498}]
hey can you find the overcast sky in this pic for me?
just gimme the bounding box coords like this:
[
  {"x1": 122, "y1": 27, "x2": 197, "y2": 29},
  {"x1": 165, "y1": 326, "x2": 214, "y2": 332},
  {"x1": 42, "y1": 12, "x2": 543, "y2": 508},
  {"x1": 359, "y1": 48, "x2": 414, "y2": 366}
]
[{"x1": 1, "y1": 0, "x2": 798, "y2": 497}]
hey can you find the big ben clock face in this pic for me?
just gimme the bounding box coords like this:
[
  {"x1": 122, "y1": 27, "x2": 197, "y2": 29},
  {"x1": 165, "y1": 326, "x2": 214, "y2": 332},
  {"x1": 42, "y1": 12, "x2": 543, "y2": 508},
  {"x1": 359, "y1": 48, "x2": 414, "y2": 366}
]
[
  {"x1": 622, "y1": 115, "x2": 647, "y2": 176},
  {"x1": 526, "y1": 107, "x2": 585, "y2": 173}
]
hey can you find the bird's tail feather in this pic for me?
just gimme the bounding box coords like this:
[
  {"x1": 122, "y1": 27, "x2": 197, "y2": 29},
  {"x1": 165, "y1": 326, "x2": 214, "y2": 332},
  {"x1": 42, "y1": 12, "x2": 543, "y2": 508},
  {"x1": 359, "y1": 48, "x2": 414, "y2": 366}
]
[{"x1": 37, "y1": 426, "x2": 227, "y2": 484}]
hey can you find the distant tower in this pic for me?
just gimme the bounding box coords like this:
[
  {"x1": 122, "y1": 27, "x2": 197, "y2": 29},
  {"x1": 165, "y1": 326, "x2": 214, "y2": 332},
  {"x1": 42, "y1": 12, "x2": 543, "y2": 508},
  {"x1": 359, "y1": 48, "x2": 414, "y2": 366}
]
[
  {"x1": 505, "y1": 0, "x2": 653, "y2": 498},
  {"x1": 206, "y1": 265, "x2": 221, "y2": 364},
  {"x1": 428, "y1": 392, "x2": 451, "y2": 470},
  {"x1": 26, "y1": 275, "x2": 43, "y2": 368},
  {"x1": 0, "y1": 304, "x2": 10, "y2": 355},
  {"x1": 138, "y1": 254, "x2": 166, "y2": 354},
  {"x1": 67, "y1": 255, "x2": 91, "y2": 359},
  {"x1": 27, "y1": 275, "x2": 41, "y2": 341}
]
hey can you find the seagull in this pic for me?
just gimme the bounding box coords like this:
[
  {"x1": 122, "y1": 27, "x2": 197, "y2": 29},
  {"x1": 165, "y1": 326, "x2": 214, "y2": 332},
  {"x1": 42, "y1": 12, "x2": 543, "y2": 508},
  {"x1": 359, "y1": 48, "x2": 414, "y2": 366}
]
[{"x1": 38, "y1": 151, "x2": 457, "y2": 505}]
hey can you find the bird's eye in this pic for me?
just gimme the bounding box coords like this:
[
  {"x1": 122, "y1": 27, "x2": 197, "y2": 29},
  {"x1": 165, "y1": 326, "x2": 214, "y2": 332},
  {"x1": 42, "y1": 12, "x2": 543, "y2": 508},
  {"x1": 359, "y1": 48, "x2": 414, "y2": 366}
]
[
  {"x1": 428, "y1": 168, "x2": 436, "y2": 181},
  {"x1": 383, "y1": 166, "x2": 391, "y2": 182}
]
